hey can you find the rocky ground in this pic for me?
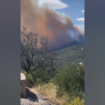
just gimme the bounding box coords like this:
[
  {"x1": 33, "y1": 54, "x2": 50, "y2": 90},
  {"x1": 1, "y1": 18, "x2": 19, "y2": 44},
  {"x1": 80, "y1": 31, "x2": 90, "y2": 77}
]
[
  {"x1": 21, "y1": 98, "x2": 40, "y2": 105},
  {"x1": 21, "y1": 88, "x2": 56, "y2": 105}
]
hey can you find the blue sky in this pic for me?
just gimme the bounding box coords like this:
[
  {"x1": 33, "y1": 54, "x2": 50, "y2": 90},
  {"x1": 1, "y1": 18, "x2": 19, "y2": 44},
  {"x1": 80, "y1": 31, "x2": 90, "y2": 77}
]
[{"x1": 55, "y1": 0, "x2": 84, "y2": 26}]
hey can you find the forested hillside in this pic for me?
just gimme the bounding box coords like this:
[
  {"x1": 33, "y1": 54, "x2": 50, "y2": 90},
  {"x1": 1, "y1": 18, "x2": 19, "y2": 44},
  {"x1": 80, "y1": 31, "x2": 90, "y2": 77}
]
[{"x1": 56, "y1": 44, "x2": 84, "y2": 66}]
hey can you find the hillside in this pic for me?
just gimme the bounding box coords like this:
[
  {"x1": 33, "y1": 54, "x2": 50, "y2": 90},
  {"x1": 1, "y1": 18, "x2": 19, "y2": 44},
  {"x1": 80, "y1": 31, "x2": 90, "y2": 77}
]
[{"x1": 55, "y1": 44, "x2": 84, "y2": 65}]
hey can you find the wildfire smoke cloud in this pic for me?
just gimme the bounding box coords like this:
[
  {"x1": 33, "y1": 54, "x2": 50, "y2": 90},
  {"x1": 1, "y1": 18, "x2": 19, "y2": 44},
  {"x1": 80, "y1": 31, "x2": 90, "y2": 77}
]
[{"x1": 21, "y1": 0, "x2": 84, "y2": 48}]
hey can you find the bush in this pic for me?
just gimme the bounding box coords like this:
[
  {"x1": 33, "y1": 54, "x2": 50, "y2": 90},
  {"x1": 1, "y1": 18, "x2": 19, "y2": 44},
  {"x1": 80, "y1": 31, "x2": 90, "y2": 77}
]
[
  {"x1": 21, "y1": 69, "x2": 50, "y2": 87},
  {"x1": 32, "y1": 69, "x2": 50, "y2": 85},
  {"x1": 63, "y1": 98, "x2": 84, "y2": 105},
  {"x1": 54, "y1": 63, "x2": 84, "y2": 99},
  {"x1": 26, "y1": 73, "x2": 34, "y2": 87}
]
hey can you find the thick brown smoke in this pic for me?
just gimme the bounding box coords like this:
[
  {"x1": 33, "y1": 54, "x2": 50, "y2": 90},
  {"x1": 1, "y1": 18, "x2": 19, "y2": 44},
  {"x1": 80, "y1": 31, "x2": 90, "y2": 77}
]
[{"x1": 21, "y1": 0, "x2": 83, "y2": 47}]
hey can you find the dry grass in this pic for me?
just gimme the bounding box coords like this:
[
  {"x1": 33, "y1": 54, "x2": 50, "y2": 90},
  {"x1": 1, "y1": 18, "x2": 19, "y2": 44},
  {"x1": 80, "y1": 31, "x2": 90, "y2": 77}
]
[{"x1": 33, "y1": 83, "x2": 69, "y2": 105}]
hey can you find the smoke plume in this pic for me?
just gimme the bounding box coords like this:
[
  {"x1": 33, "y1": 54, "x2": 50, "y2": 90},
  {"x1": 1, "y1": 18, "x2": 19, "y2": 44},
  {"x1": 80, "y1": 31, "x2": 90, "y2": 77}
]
[{"x1": 21, "y1": 0, "x2": 84, "y2": 48}]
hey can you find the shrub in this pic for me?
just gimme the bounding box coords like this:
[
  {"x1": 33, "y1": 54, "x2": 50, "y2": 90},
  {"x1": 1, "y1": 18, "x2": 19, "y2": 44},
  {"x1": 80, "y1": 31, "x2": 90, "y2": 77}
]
[
  {"x1": 54, "y1": 63, "x2": 84, "y2": 99},
  {"x1": 26, "y1": 73, "x2": 34, "y2": 87},
  {"x1": 21, "y1": 69, "x2": 50, "y2": 87},
  {"x1": 32, "y1": 69, "x2": 50, "y2": 85}
]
